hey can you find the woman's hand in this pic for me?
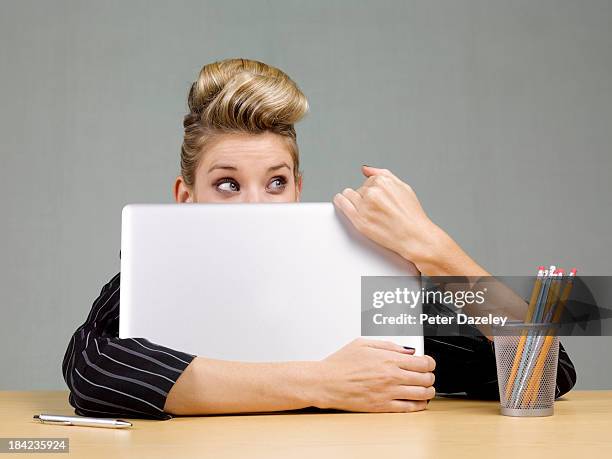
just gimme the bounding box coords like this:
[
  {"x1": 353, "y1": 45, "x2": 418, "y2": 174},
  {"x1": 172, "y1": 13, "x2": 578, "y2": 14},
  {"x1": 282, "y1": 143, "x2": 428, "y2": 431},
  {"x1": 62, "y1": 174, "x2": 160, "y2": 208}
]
[
  {"x1": 333, "y1": 165, "x2": 488, "y2": 277},
  {"x1": 312, "y1": 338, "x2": 436, "y2": 412}
]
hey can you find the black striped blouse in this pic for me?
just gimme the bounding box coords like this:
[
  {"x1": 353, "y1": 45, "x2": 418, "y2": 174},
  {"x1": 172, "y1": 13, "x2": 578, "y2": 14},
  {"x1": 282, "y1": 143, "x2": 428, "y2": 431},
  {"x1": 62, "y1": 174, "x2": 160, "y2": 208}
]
[{"x1": 62, "y1": 272, "x2": 577, "y2": 419}]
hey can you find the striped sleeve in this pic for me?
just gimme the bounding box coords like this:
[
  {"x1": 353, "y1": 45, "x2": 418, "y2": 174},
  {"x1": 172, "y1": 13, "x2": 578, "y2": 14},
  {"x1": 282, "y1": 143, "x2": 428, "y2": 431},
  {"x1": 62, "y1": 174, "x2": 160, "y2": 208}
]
[{"x1": 61, "y1": 273, "x2": 196, "y2": 420}]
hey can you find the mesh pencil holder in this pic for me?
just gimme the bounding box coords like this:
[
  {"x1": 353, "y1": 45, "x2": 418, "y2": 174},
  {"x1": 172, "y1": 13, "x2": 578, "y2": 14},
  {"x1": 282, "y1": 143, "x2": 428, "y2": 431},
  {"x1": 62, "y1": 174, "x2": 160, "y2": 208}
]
[{"x1": 493, "y1": 325, "x2": 559, "y2": 417}]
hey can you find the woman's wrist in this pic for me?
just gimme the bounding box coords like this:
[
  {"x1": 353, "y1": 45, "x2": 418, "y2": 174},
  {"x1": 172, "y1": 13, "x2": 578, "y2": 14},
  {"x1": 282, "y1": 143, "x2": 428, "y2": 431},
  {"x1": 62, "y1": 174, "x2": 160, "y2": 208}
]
[
  {"x1": 289, "y1": 360, "x2": 328, "y2": 408},
  {"x1": 398, "y1": 222, "x2": 448, "y2": 274},
  {"x1": 401, "y1": 223, "x2": 489, "y2": 277},
  {"x1": 303, "y1": 360, "x2": 339, "y2": 410}
]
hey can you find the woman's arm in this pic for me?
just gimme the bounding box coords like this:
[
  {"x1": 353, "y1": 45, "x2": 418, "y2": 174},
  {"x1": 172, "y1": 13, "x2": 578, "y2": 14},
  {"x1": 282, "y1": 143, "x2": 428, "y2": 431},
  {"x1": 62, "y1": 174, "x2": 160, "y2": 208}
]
[
  {"x1": 62, "y1": 273, "x2": 196, "y2": 419},
  {"x1": 64, "y1": 273, "x2": 436, "y2": 418},
  {"x1": 333, "y1": 165, "x2": 577, "y2": 398},
  {"x1": 333, "y1": 165, "x2": 488, "y2": 278},
  {"x1": 164, "y1": 338, "x2": 436, "y2": 415},
  {"x1": 333, "y1": 166, "x2": 534, "y2": 326}
]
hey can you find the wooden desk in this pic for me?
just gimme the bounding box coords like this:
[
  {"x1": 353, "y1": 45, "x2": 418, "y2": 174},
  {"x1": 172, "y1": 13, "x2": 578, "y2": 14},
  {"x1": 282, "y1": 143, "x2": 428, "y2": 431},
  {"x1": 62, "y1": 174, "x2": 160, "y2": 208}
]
[{"x1": 1, "y1": 391, "x2": 611, "y2": 458}]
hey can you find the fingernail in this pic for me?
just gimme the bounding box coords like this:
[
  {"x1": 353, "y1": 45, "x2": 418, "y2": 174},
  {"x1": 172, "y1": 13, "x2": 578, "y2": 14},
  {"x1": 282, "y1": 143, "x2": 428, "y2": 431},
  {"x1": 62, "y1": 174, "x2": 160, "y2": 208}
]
[{"x1": 403, "y1": 346, "x2": 415, "y2": 350}]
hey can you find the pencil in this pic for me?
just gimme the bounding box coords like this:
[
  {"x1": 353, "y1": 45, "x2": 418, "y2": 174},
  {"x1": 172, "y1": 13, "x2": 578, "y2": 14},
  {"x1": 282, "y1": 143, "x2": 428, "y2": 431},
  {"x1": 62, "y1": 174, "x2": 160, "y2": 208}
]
[{"x1": 541, "y1": 268, "x2": 563, "y2": 323}]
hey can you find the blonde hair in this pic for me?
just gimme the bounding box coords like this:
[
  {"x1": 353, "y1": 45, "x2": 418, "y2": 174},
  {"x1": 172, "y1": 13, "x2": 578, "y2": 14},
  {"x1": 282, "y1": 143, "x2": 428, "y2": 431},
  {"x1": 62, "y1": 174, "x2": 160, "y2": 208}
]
[{"x1": 181, "y1": 58, "x2": 309, "y2": 186}]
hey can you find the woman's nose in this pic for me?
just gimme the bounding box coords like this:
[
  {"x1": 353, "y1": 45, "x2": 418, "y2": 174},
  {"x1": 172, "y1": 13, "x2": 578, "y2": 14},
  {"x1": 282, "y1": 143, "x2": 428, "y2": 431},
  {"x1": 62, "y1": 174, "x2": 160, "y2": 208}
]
[{"x1": 242, "y1": 189, "x2": 266, "y2": 203}]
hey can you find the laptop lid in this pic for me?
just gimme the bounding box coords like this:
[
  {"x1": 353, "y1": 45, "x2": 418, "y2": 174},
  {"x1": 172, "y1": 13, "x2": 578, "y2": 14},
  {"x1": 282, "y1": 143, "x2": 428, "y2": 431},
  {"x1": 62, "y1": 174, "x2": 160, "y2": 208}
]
[{"x1": 120, "y1": 203, "x2": 423, "y2": 360}]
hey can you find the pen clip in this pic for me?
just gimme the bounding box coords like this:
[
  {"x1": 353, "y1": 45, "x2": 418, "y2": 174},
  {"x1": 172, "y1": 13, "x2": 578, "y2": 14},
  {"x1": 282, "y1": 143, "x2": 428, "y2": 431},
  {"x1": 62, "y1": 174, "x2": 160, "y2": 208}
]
[{"x1": 34, "y1": 415, "x2": 71, "y2": 426}]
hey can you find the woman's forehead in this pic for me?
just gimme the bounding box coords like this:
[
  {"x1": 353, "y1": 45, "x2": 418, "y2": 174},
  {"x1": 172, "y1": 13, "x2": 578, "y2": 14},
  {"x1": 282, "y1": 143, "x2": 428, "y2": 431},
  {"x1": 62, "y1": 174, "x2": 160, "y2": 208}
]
[{"x1": 200, "y1": 133, "x2": 294, "y2": 169}]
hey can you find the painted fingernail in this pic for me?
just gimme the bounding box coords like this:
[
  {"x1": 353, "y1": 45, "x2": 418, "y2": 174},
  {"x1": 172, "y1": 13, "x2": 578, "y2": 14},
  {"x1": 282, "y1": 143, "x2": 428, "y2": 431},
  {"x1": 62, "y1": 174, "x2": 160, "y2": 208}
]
[{"x1": 403, "y1": 346, "x2": 415, "y2": 350}]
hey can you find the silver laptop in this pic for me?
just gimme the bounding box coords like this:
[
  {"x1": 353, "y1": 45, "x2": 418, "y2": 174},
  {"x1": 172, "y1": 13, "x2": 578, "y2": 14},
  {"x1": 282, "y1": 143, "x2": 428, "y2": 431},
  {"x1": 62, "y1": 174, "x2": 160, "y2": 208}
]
[{"x1": 119, "y1": 203, "x2": 423, "y2": 360}]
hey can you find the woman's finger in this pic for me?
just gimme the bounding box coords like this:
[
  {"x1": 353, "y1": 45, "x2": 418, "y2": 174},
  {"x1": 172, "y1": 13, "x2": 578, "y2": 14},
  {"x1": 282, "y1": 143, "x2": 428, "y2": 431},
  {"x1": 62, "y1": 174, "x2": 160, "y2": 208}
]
[
  {"x1": 392, "y1": 385, "x2": 436, "y2": 401},
  {"x1": 396, "y1": 355, "x2": 436, "y2": 373},
  {"x1": 385, "y1": 399, "x2": 428, "y2": 413},
  {"x1": 341, "y1": 188, "x2": 362, "y2": 209},
  {"x1": 393, "y1": 368, "x2": 435, "y2": 387},
  {"x1": 332, "y1": 193, "x2": 361, "y2": 227},
  {"x1": 361, "y1": 165, "x2": 394, "y2": 178},
  {"x1": 361, "y1": 165, "x2": 395, "y2": 177},
  {"x1": 359, "y1": 338, "x2": 413, "y2": 354}
]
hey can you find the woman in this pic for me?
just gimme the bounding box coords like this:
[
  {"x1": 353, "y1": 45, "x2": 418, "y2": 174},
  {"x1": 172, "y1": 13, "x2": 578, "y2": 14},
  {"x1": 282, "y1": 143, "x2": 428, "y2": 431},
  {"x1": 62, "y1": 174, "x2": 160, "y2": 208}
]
[{"x1": 62, "y1": 58, "x2": 576, "y2": 419}]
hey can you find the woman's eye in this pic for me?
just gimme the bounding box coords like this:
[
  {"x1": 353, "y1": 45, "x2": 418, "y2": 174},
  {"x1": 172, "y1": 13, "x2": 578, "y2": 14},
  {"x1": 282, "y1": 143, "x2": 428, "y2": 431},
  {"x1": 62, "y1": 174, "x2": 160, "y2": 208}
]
[
  {"x1": 267, "y1": 176, "x2": 287, "y2": 192},
  {"x1": 216, "y1": 179, "x2": 239, "y2": 193}
]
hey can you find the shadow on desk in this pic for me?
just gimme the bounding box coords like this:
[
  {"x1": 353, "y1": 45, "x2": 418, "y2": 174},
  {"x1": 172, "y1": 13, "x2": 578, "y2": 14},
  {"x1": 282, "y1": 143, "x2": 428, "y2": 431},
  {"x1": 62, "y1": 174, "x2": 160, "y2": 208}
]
[{"x1": 174, "y1": 395, "x2": 509, "y2": 418}]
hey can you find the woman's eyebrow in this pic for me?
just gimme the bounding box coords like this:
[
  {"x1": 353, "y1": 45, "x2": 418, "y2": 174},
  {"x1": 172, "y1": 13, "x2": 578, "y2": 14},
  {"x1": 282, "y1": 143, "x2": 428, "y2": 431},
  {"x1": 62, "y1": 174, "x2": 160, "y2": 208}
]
[
  {"x1": 208, "y1": 164, "x2": 238, "y2": 173},
  {"x1": 267, "y1": 162, "x2": 291, "y2": 172}
]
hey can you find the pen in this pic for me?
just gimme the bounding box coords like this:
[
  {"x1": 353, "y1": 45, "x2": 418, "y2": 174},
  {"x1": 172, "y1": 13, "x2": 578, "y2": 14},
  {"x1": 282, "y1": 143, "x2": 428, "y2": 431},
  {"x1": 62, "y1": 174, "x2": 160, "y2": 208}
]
[{"x1": 33, "y1": 414, "x2": 132, "y2": 429}]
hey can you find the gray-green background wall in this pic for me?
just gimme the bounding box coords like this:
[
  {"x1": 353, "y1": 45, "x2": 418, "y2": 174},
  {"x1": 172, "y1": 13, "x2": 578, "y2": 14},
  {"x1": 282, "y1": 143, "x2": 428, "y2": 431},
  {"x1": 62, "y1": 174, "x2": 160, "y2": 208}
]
[{"x1": 1, "y1": 0, "x2": 611, "y2": 390}]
